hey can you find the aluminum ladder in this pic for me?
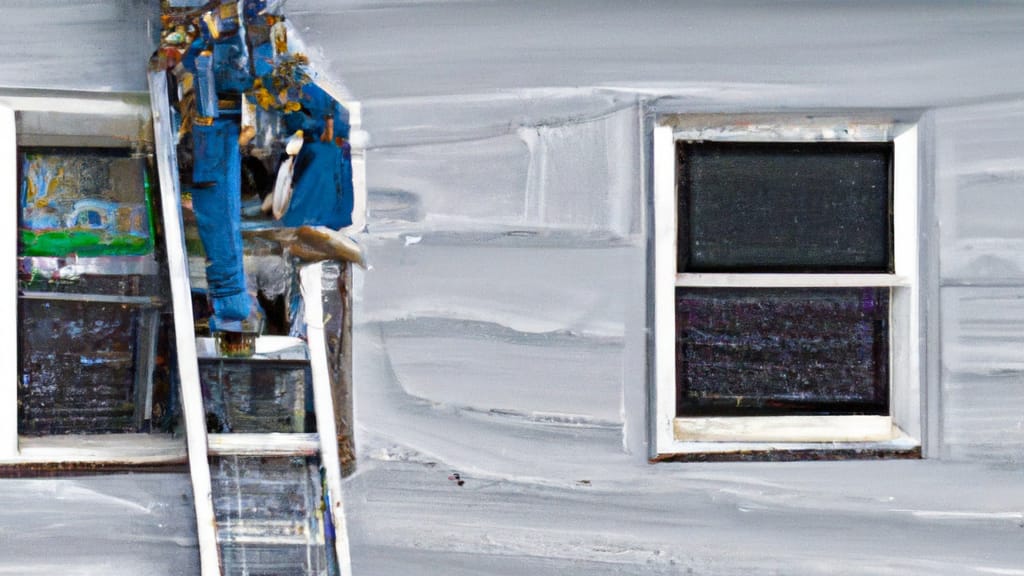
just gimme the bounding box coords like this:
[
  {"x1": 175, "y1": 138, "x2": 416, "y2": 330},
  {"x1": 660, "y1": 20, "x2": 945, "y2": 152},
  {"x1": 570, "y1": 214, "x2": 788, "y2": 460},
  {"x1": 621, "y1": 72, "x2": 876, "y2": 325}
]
[{"x1": 148, "y1": 70, "x2": 353, "y2": 576}]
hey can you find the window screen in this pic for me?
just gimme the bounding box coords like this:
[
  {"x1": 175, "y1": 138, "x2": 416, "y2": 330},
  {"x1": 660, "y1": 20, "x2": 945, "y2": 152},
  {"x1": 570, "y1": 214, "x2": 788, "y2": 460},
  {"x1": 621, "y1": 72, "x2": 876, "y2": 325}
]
[
  {"x1": 673, "y1": 139, "x2": 896, "y2": 420},
  {"x1": 675, "y1": 287, "x2": 890, "y2": 417},
  {"x1": 677, "y1": 141, "x2": 893, "y2": 273}
]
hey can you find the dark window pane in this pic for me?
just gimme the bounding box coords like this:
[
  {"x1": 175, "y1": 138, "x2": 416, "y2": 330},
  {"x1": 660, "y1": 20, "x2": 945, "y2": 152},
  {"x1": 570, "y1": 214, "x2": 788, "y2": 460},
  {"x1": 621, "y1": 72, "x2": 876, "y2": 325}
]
[
  {"x1": 676, "y1": 288, "x2": 890, "y2": 416},
  {"x1": 19, "y1": 300, "x2": 140, "y2": 434},
  {"x1": 678, "y1": 141, "x2": 892, "y2": 272}
]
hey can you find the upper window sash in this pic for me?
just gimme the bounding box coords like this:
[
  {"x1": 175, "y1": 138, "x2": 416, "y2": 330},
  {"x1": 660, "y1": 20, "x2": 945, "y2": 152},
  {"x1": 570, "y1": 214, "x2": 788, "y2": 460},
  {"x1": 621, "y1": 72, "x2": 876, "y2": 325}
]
[{"x1": 676, "y1": 140, "x2": 894, "y2": 274}]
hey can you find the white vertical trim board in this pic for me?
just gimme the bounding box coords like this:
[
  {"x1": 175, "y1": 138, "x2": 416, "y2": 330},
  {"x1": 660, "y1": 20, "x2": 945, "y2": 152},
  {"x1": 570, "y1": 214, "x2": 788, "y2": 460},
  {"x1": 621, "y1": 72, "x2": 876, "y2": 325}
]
[
  {"x1": 893, "y1": 125, "x2": 920, "y2": 280},
  {"x1": 652, "y1": 116, "x2": 922, "y2": 458},
  {"x1": 920, "y1": 115, "x2": 943, "y2": 460},
  {"x1": 300, "y1": 263, "x2": 353, "y2": 576},
  {"x1": 652, "y1": 125, "x2": 677, "y2": 457},
  {"x1": 0, "y1": 103, "x2": 18, "y2": 459},
  {"x1": 148, "y1": 71, "x2": 222, "y2": 576},
  {"x1": 892, "y1": 125, "x2": 922, "y2": 442}
]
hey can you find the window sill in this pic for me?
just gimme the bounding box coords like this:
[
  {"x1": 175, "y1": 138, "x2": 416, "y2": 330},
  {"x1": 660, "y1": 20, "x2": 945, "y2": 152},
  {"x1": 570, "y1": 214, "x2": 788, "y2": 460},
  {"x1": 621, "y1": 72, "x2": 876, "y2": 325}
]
[
  {"x1": 675, "y1": 415, "x2": 897, "y2": 443},
  {"x1": 0, "y1": 433, "x2": 185, "y2": 467},
  {"x1": 654, "y1": 424, "x2": 921, "y2": 462}
]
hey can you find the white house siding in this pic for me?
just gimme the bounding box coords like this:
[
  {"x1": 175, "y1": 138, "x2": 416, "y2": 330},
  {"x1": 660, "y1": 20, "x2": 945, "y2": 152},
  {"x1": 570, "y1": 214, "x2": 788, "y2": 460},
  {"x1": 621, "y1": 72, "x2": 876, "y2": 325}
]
[
  {"x1": 289, "y1": 0, "x2": 1024, "y2": 108},
  {"x1": 0, "y1": 474, "x2": 200, "y2": 575},
  {"x1": 340, "y1": 459, "x2": 1024, "y2": 576},
  {"x1": 935, "y1": 101, "x2": 1024, "y2": 461},
  {"x1": 287, "y1": 0, "x2": 1024, "y2": 465},
  {"x1": 357, "y1": 95, "x2": 643, "y2": 432},
  {"x1": 941, "y1": 288, "x2": 1024, "y2": 461},
  {"x1": 2, "y1": 1, "x2": 1024, "y2": 574},
  {"x1": 935, "y1": 101, "x2": 1024, "y2": 284},
  {"x1": 0, "y1": 0, "x2": 156, "y2": 93},
  {"x1": 283, "y1": 1, "x2": 1024, "y2": 573}
]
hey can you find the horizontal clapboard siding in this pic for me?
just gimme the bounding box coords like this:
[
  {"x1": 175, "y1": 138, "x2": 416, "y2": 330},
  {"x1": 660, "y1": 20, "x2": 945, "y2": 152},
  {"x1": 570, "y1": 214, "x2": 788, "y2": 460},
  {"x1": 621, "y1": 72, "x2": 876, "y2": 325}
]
[
  {"x1": 940, "y1": 287, "x2": 1024, "y2": 461},
  {"x1": 935, "y1": 100, "x2": 1024, "y2": 462},
  {"x1": 935, "y1": 101, "x2": 1024, "y2": 286}
]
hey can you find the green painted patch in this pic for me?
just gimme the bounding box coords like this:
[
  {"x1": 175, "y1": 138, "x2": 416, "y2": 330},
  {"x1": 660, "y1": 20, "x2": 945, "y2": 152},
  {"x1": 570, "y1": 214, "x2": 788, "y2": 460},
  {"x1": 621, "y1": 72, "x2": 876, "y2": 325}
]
[{"x1": 20, "y1": 229, "x2": 153, "y2": 257}]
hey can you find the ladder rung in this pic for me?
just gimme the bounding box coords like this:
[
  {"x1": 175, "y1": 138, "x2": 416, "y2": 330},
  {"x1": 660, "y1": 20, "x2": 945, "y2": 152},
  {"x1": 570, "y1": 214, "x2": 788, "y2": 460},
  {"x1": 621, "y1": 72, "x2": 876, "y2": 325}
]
[
  {"x1": 207, "y1": 433, "x2": 320, "y2": 456},
  {"x1": 218, "y1": 533, "x2": 321, "y2": 546},
  {"x1": 218, "y1": 521, "x2": 324, "y2": 546},
  {"x1": 196, "y1": 336, "x2": 309, "y2": 362}
]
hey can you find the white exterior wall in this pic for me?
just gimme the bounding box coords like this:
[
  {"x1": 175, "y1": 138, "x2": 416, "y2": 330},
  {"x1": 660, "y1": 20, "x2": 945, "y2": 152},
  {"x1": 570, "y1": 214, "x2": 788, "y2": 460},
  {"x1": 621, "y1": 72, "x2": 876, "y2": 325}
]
[
  {"x1": 934, "y1": 101, "x2": 1024, "y2": 462},
  {"x1": 359, "y1": 94, "x2": 644, "y2": 437},
  {"x1": 285, "y1": 0, "x2": 1024, "y2": 465},
  {"x1": 3, "y1": 1, "x2": 1024, "y2": 574},
  {"x1": 0, "y1": 1, "x2": 156, "y2": 93},
  {"x1": 288, "y1": 3, "x2": 1024, "y2": 572},
  {"x1": 351, "y1": 87, "x2": 1024, "y2": 465}
]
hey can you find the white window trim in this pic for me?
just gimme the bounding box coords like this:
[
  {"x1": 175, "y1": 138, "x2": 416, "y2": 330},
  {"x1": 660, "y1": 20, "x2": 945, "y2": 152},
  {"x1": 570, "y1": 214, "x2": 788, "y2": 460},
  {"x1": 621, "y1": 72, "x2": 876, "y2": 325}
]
[
  {"x1": 652, "y1": 116, "x2": 921, "y2": 458},
  {"x1": 0, "y1": 93, "x2": 185, "y2": 466},
  {"x1": 1, "y1": 101, "x2": 18, "y2": 460}
]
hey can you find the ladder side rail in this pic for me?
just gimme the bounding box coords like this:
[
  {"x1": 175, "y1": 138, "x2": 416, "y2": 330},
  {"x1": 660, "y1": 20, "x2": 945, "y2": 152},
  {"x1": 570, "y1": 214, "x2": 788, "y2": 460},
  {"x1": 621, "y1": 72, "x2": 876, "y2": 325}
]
[
  {"x1": 147, "y1": 70, "x2": 223, "y2": 576},
  {"x1": 300, "y1": 262, "x2": 353, "y2": 576}
]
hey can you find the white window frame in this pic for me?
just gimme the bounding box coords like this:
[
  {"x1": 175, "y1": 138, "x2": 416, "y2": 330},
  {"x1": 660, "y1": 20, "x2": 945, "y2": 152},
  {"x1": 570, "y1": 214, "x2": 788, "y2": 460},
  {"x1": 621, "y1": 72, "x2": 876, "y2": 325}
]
[
  {"x1": 1, "y1": 101, "x2": 17, "y2": 460},
  {"x1": 0, "y1": 93, "x2": 185, "y2": 466},
  {"x1": 652, "y1": 115, "x2": 921, "y2": 459}
]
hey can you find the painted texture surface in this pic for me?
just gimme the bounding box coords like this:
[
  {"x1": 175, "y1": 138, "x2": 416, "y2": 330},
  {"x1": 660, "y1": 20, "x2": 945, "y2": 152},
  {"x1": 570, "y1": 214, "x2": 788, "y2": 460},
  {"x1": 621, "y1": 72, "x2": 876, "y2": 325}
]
[
  {"x1": 343, "y1": 457, "x2": 1024, "y2": 576},
  {"x1": 935, "y1": 101, "x2": 1024, "y2": 284},
  {"x1": 0, "y1": 474, "x2": 199, "y2": 575},
  {"x1": 289, "y1": 0, "x2": 1024, "y2": 107},
  {"x1": 934, "y1": 102, "x2": 1024, "y2": 462},
  {"x1": 2, "y1": 1, "x2": 1024, "y2": 574},
  {"x1": 0, "y1": 0, "x2": 157, "y2": 93},
  {"x1": 279, "y1": 1, "x2": 1024, "y2": 573}
]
